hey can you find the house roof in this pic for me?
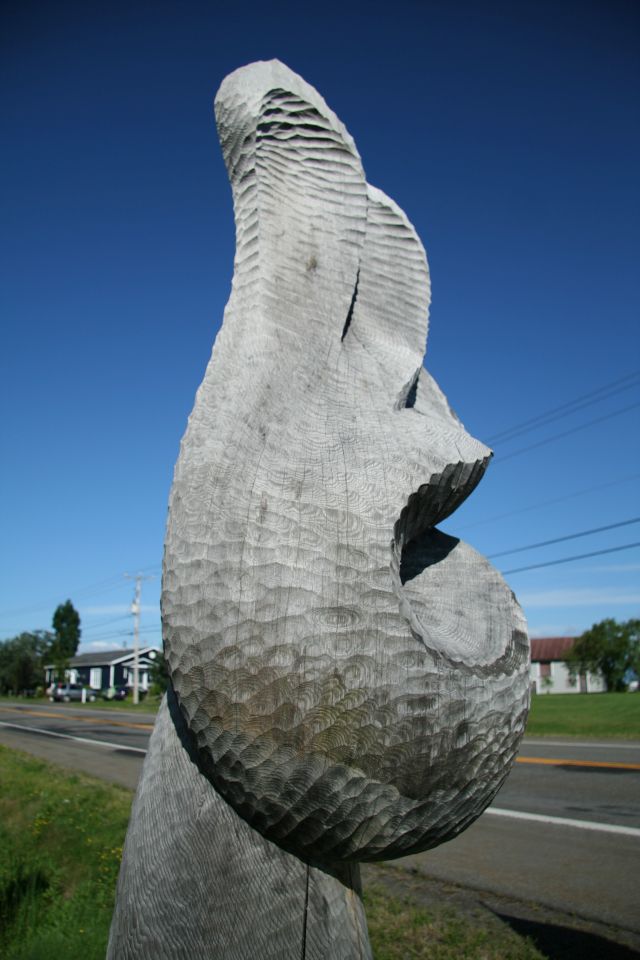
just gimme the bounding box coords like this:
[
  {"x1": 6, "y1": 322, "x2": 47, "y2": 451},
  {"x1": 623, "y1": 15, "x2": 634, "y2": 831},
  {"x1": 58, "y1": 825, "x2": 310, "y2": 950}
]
[
  {"x1": 46, "y1": 647, "x2": 160, "y2": 668},
  {"x1": 530, "y1": 637, "x2": 576, "y2": 662}
]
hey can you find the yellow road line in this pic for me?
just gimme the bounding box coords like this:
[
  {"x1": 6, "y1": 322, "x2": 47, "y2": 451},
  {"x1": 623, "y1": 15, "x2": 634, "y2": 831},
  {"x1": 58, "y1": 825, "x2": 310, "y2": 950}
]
[
  {"x1": 0, "y1": 706, "x2": 153, "y2": 731},
  {"x1": 1, "y1": 707, "x2": 638, "y2": 767},
  {"x1": 517, "y1": 756, "x2": 640, "y2": 771}
]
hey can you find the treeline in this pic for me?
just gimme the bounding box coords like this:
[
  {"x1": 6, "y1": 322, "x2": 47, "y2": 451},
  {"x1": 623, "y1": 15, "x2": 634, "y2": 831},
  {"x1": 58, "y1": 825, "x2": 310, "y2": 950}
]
[
  {"x1": 1, "y1": 609, "x2": 636, "y2": 697},
  {"x1": 0, "y1": 600, "x2": 81, "y2": 695},
  {"x1": 568, "y1": 618, "x2": 639, "y2": 692}
]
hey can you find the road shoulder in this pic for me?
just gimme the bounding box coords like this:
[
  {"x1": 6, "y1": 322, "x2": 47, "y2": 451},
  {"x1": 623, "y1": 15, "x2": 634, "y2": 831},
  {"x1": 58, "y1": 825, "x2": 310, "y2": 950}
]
[{"x1": 363, "y1": 863, "x2": 640, "y2": 959}]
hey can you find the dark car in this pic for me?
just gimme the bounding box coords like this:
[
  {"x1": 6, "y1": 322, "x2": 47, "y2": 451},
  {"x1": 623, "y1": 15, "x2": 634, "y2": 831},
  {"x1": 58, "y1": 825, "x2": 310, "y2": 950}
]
[
  {"x1": 49, "y1": 683, "x2": 97, "y2": 703},
  {"x1": 100, "y1": 685, "x2": 131, "y2": 701}
]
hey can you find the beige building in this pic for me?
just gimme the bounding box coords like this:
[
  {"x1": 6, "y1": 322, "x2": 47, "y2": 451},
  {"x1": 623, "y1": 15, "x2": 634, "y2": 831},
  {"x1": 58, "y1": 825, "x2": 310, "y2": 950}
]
[{"x1": 530, "y1": 636, "x2": 606, "y2": 694}]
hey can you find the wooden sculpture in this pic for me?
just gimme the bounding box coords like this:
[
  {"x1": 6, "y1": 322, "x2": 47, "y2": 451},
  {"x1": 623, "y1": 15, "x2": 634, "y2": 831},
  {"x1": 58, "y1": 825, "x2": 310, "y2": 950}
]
[{"x1": 108, "y1": 60, "x2": 530, "y2": 959}]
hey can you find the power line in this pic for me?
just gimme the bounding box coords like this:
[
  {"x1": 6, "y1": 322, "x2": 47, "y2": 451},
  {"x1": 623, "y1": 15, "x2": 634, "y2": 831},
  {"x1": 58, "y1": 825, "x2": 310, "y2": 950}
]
[
  {"x1": 487, "y1": 370, "x2": 640, "y2": 445},
  {"x1": 503, "y1": 541, "x2": 640, "y2": 575},
  {"x1": 488, "y1": 517, "x2": 640, "y2": 560},
  {"x1": 0, "y1": 577, "x2": 127, "y2": 620},
  {"x1": 0, "y1": 563, "x2": 161, "y2": 620},
  {"x1": 80, "y1": 624, "x2": 160, "y2": 646},
  {"x1": 73, "y1": 625, "x2": 160, "y2": 642},
  {"x1": 81, "y1": 614, "x2": 131, "y2": 632},
  {"x1": 82, "y1": 611, "x2": 154, "y2": 636},
  {"x1": 495, "y1": 400, "x2": 640, "y2": 463},
  {"x1": 454, "y1": 472, "x2": 640, "y2": 532},
  {"x1": 78, "y1": 629, "x2": 133, "y2": 643}
]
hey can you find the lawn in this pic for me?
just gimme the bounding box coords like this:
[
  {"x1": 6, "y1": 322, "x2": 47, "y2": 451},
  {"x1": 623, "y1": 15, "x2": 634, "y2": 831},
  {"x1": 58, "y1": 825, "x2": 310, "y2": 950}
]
[
  {"x1": 80, "y1": 690, "x2": 640, "y2": 738},
  {"x1": 362, "y1": 879, "x2": 543, "y2": 960},
  {"x1": 5, "y1": 688, "x2": 640, "y2": 738},
  {"x1": 60, "y1": 696, "x2": 160, "y2": 713},
  {"x1": 0, "y1": 693, "x2": 159, "y2": 714},
  {"x1": 5, "y1": 687, "x2": 640, "y2": 739},
  {"x1": 0, "y1": 745, "x2": 131, "y2": 960},
  {"x1": 525, "y1": 692, "x2": 640, "y2": 739},
  {"x1": 0, "y1": 744, "x2": 545, "y2": 960}
]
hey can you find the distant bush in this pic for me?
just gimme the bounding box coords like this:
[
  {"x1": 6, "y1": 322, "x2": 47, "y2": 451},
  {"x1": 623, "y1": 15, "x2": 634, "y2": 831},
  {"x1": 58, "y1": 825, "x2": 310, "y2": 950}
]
[{"x1": 568, "y1": 618, "x2": 640, "y2": 692}]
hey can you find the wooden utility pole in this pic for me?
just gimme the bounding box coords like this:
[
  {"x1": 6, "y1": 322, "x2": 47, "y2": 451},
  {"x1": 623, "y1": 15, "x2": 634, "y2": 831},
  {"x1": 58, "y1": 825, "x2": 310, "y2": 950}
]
[{"x1": 125, "y1": 573, "x2": 155, "y2": 704}]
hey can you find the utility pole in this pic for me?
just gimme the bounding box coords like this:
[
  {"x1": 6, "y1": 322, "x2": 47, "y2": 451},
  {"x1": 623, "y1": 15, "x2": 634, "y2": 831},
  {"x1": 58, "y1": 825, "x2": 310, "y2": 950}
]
[{"x1": 125, "y1": 572, "x2": 155, "y2": 704}]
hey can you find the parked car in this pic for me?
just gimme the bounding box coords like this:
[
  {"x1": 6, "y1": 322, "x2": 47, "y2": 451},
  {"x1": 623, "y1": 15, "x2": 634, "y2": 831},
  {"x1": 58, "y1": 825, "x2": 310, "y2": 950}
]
[
  {"x1": 49, "y1": 683, "x2": 98, "y2": 703},
  {"x1": 100, "y1": 685, "x2": 147, "y2": 701},
  {"x1": 100, "y1": 685, "x2": 129, "y2": 701}
]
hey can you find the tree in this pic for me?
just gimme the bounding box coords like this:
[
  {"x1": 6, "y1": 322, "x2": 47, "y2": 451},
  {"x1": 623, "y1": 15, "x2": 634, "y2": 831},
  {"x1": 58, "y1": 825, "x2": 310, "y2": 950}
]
[
  {"x1": 149, "y1": 648, "x2": 170, "y2": 696},
  {"x1": 50, "y1": 600, "x2": 81, "y2": 680},
  {"x1": 0, "y1": 631, "x2": 53, "y2": 694},
  {"x1": 567, "y1": 618, "x2": 640, "y2": 692}
]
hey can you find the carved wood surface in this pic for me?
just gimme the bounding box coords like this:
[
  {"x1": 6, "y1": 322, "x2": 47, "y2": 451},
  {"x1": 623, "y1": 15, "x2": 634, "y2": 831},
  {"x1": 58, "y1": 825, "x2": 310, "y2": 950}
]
[
  {"x1": 161, "y1": 59, "x2": 530, "y2": 865},
  {"x1": 107, "y1": 690, "x2": 370, "y2": 959},
  {"x1": 110, "y1": 60, "x2": 530, "y2": 958}
]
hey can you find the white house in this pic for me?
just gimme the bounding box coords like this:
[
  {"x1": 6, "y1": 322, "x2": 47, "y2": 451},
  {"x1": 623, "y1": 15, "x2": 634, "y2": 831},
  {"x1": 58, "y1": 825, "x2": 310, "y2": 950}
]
[{"x1": 530, "y1": 637, "x2": 605, "y2": 694}]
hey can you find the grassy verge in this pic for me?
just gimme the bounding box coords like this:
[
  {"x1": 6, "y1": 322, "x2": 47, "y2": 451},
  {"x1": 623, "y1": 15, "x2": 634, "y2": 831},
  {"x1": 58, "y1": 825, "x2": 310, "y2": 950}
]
[
  {"x1": 58, "y1": 696, "x2": 160, "y2": 713},
  {"x1": 0, "y1": 745, "x2": 546, "y2": 959},
  {"x1": 5, "y1": 689, "x2": 640, "y2": 738},
  {"x1": 526, "y1": 692, "x2": 640, "y2": 739},
  {"x1": 363, "y1": 880, "x2": 543, "y2": 959},
  {"x1": 0, "y1": 745, "x2": 131, "y2": 960},
  {"x1": 0, "y1": 694, "x2": 159, "y2": 713}
]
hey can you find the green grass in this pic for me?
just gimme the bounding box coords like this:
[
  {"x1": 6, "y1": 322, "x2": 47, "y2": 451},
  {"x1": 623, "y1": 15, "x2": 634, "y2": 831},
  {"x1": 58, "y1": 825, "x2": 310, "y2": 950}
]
[
  {"x1": 5, "y1": 689, "x2": 640, "y2": 738},
  {"x1": 526, "y1": 692, "x2": 640, "y2": 739},
  {"x1": 0, "y1": 745, "x2": 546, "y2": 959},
  {"x1": 363, "y1": 882, "x2": 543, "y2": 960},
  {"x1": 0, "y1": 693, "x2": 160, "y2": 713},
  {"x1": 62, "y1": 696, "x2": 160, "y2": 713},
  {"x1": 0, "y1": 745, "x2": 131, "y2": 959}
]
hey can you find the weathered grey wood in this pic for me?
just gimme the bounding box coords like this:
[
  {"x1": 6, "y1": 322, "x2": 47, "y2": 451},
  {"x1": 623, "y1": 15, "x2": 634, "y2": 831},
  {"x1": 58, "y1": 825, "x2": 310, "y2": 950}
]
[
  {"x1": 107, "y1": 689, "x2": 370, "y2": 959},
  {"x1": 110, "y1": 59, "x2": 530, "y2": 957},
  {"x1": 163, "y1": 59, "x2": 530, "y2": 863}
]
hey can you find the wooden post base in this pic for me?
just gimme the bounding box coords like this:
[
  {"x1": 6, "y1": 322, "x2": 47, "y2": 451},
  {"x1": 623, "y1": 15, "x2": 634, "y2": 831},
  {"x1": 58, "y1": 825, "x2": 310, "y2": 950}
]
[{"x1": 108, "y1": 690, "x2": 372, "y2": 959}]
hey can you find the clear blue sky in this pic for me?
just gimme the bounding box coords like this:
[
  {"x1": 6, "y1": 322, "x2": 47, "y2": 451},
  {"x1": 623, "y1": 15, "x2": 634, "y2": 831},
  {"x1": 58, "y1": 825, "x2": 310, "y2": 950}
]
[{"x1": 1, "y1": 0, "x2": 638, "y2": 653}]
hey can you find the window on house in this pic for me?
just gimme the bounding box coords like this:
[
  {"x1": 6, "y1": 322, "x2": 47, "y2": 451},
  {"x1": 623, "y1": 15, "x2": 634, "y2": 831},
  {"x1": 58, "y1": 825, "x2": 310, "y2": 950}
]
[{"x1": 540, "y1": 662, "x2": 551, "y2": 677}]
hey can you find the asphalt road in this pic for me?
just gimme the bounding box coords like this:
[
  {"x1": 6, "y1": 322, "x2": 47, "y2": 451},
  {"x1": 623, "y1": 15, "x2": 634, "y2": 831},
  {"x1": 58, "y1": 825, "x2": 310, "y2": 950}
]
[{"x1": 1, "y1": 701, "x2": 639, "y2": 934}]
